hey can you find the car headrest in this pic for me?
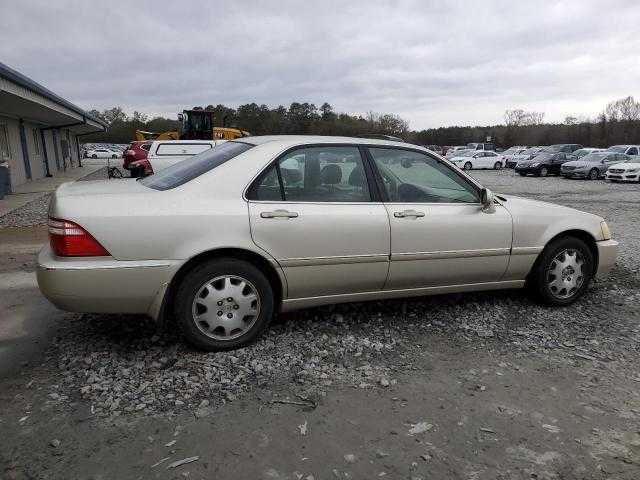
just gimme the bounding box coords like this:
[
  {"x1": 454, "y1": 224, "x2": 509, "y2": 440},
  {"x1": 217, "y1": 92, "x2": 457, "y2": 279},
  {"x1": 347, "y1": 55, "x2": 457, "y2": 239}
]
[
  {"x1": 348, "y1": 165, "x2": 364, "y2": 186},
  {"x1": 320, "y1": 164, "x2": 342, "y2": 185}
]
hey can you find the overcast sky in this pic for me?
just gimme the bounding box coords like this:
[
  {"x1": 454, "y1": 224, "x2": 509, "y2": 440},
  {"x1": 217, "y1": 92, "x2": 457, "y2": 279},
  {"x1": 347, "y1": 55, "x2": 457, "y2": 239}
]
[{"x1": 2, "y1": 0, "x2": 639, "y2": 129}]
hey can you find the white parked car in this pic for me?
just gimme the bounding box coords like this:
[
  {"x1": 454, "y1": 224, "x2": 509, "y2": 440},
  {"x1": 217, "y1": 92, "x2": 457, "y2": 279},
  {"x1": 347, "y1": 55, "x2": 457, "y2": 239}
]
[
  {"x1": 449, "y1": 150, "x2": 505, "y2": 170},
  {"x1": 144, "y1": 140, "x2": 227, "y2": 174},
  {"x1": 606, "y1": 158, "x2": 640, "y2": 182},
  {"x1": 85, "y1": 148, "x2": 120, "y2": 159},
  {"x1": 606, "y1": 145, "x2": 640, "y2": 156},
  {"x1": 37, "y1": 136, "x2": 618, "y2": 351}
]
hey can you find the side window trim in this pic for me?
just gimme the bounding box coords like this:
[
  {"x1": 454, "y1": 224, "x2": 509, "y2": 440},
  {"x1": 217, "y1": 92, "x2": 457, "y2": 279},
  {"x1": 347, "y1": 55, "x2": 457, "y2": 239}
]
[
  {"x1": 246, "y1": 143, "x2": 379, "y2": 203},
  {"x1": 364, "y1": 146, "x2": 482, "y2": 204}
]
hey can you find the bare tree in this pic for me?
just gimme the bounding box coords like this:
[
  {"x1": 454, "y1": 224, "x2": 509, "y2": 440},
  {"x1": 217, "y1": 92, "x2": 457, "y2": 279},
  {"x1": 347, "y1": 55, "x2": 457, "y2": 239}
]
[
  {"x1": 605, "y1": 96, "x2": 640, "y2": 121},
  {"x1": 504, "y1": 109, "x2": 545, "y2": 126}
]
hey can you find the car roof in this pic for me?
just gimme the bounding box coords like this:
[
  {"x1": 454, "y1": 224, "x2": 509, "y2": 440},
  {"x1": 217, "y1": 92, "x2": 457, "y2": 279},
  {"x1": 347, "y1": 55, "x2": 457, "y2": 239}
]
[{"x1": 239, "y1": 135, "x2": 421, "y2": 150}]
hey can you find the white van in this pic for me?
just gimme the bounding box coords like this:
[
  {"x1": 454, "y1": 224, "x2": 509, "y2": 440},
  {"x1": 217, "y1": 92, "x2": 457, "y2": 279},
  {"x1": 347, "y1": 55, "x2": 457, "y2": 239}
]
[{"x1": 146, "y1": 140, "x2": 226, "y2": 173}]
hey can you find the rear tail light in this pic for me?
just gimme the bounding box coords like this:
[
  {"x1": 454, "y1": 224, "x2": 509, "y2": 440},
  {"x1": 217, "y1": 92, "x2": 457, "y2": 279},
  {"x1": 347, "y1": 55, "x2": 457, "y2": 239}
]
[{"x1": 48, "y1": 218, "x2": 110, "y2": 257}]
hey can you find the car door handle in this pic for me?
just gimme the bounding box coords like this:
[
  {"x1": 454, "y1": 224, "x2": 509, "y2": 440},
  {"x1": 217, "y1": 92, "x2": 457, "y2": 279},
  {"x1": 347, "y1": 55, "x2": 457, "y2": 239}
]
[
  {"x1": 260, "y1": 209, "x2": 299, "y2": 219},
  {"x1": 394, "y1": 209, "x2": 426, "y2": 218}
]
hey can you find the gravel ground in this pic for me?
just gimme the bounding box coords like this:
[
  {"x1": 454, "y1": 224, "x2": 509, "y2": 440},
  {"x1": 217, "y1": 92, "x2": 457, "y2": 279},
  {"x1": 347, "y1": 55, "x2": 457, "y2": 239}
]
[
  {"x1": 2, "y1": 169, "x2": 640, "y2": 478},
  {"x1": 6, "y1": 170, "x2": 640, "y2": 416}
]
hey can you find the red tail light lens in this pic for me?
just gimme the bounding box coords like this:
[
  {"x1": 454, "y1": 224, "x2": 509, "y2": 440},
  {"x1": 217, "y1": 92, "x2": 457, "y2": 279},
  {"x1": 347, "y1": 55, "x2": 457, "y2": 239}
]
[{"x1": 48, "y1": 218, "x2": 110, "y2": 257}]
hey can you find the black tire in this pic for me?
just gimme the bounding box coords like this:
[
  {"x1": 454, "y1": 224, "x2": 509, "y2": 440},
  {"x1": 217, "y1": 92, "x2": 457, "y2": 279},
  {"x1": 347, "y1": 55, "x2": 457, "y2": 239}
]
[
  {"x1": 92, "y1": 154, "x2": 98, "y2": 159},
  {"x1": 529, "y1": 236, "x2": 594, "y2": 306},
  {"x1": 538, "y1": 166, "x2": 548, "y2": 177},
  {"x1": 463, "y1": 161, "x2": 473, "y2": 170},
  {"x1": 174, "y1": 258, "x2": 274, "y2": 351},
  {"x1": 494, "y1": 161, "x2": 503, "y2": 170},
  {"x1": 112, "y1": 154, "x2": 117, "y2": 159},
  {"x1": 519, "y1": 172, "x2": 527, "y2": 177},
  {"x1": 588, "y1": 168, "x2": 599, "y2": 180}
]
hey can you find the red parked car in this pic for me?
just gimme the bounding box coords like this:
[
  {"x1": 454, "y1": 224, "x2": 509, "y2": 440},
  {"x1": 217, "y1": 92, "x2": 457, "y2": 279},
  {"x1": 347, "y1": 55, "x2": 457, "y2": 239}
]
[{"x1": 123, "y1": 141, "x2": 152, "y2": 177}]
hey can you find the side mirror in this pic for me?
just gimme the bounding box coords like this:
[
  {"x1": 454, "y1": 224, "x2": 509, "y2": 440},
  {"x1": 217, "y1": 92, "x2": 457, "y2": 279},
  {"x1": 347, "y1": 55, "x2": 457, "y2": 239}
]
[
  {"x1": 177, "y1": 113, "x2": 184, "y2": 122},
  {"x1": 481, "y1": 188, "x2": 495, "y2": 210}
]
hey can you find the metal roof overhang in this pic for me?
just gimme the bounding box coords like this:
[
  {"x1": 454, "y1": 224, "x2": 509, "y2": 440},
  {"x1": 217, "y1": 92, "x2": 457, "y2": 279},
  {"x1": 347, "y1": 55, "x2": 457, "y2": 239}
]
[{"x1": 0, "y1": 65, "x2": 106, "y2": 135}]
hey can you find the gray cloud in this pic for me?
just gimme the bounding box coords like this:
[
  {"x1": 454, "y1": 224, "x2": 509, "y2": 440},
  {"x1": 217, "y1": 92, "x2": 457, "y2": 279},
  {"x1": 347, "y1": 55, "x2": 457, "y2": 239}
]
[{"x1": 1, "y1": 0, "x2": 638, "y2": 129}]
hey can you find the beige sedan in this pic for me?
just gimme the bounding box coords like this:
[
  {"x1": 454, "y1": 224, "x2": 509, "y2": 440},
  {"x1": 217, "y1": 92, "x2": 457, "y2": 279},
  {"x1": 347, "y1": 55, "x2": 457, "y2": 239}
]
[{"x1": 37, "y1": 136, "x2": 618, "y2": 350}]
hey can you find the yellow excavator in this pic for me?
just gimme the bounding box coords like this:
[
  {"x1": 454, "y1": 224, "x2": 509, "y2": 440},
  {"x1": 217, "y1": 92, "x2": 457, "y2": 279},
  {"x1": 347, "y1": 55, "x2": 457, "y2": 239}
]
[{"x1": 135, "y1": 108, "x2": 250, "y2": 142}]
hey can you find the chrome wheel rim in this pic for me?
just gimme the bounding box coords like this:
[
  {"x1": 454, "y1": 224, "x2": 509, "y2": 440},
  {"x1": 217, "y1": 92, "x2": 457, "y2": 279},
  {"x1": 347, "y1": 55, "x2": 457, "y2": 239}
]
[
  {"x1": 464, "y1": 162, "x2": 472, "y2": 170},
  {"x1": 546, "y1": 249, "x2": 585, "y2": 299},
  {"x1": 191, "y1": 275, "x2": 260, "y2": 340}
]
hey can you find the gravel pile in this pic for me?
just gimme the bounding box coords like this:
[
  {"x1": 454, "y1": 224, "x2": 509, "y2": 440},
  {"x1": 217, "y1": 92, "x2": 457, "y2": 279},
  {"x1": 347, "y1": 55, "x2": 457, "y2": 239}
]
[
  {"x1": 0, "y1": 193, "x2": 51, "y2": 228},
  {"x1": 37, "y1": 263, "x2": 638, "y2": 419}
]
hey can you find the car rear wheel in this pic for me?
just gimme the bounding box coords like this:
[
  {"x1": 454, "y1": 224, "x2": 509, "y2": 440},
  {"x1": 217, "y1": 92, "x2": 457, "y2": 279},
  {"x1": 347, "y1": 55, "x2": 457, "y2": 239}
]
[
  {"x1": 174, "y1": 258, "x2": 274, "y2": 351},
  {"x1": 494, "y1": 161, "x2": 502, "y2": 170},
  {"x1": 529, "y1": 236, "x2": 594, "y2": 306},
  {"x1": 92, "y1": 154, "x2": 97, "y2": 159},
  {"x1": 463, "y1": 161, "x2": 472, "y2": 170},
  {"x1": 588, "y1": 168, "x2": 599, "y2": 180}
]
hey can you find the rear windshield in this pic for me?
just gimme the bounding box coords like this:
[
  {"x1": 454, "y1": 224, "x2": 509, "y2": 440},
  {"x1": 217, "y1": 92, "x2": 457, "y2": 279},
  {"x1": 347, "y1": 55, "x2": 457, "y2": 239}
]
[{"x1": 141, "y1": 141, "x2": 254, "y2": 190}]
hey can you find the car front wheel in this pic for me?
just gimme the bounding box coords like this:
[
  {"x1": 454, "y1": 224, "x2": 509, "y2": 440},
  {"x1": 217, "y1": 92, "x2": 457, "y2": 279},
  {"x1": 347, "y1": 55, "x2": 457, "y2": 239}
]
[
  {"x1": 174, "y1": 258, "x2": 274, "y2": 351},
  {"x1": 463, "y1": 161, "x2": 472, "y2": 170},
  {"x1": 589, "y1": 168, "x2": 599, "y2": 180},
  {"x1": 538, "y1": 166, "x2": 548, "y2": 177},
  {"x1": 529, "y1": 236, "x2": 594, "y2": 306},
  {"x1": 494, "y1": 161, "x2": 502, "y2": 170}
]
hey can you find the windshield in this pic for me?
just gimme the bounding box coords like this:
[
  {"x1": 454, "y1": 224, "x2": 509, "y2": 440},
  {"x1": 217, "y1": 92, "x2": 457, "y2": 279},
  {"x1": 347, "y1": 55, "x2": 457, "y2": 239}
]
[
  {"x1": 542, "y1": 145, "x2": 563, "y2": 153},
  {"x1": 532, "y1": 152, "x2": 554, "y2": 161},
  {"x1": 454, "y1": 150, "x2": 475, "y2": 157},
  {"x1": 580, "y1": 153, "x2": 608, "y2": 162},
  {"x1": 466, "y1": 143, "x2": 479, "y2": 149},
  {"x1": 607, "y1": 146, "x2": 627, "y2": 153},
  {"x1": 141, "y1": 141, "x2": 254, "y2": 190},
  {"x1": 521, "y1": 147, "x2": 539, "y2": 155}
]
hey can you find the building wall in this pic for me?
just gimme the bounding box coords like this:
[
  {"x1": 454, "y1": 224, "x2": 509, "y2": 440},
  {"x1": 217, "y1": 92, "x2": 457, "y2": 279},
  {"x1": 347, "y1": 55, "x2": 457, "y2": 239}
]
[
  {"x1": 0, "y1": 115, "x2": 26, "y2": 187},
  {"x1": 0, "y1": 114, "x2": 88, "y2": 190}
]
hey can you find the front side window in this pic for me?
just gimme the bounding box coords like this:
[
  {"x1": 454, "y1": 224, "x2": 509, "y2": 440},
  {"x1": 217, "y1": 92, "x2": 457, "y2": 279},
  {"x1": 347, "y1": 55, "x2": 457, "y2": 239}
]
[
  {"x1": 248, "y1": 146, "x2": 371, "y2": 202},
  {"x1": 141, "y1": 141, "x2": 253, "y2": 190},
  {"x1": 368, "y1": 148, "x2": 480, "y2": 203}
]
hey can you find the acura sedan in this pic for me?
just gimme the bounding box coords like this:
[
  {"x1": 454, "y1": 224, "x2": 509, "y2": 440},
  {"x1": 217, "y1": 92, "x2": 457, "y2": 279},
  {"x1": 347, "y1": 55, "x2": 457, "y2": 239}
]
[{"x1": 38, "y1": 136, "x2": 618, "y2": 351}]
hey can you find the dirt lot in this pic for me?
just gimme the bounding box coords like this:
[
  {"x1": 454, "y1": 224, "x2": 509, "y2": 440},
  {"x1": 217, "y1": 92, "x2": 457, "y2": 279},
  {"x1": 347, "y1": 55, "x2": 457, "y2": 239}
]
[{"x1": 1, "y1": 171, "x2": 639, "y2": 480}]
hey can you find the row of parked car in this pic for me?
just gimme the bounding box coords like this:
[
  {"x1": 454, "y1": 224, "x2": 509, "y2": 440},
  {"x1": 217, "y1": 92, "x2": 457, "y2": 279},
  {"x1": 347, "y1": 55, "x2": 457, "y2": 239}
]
[
  {"x1": 505, "y1": 144, "x2": 640, "y2": 182},
  {"x1": 441, "y1": 142, "x2": 640, "y2": 182}
]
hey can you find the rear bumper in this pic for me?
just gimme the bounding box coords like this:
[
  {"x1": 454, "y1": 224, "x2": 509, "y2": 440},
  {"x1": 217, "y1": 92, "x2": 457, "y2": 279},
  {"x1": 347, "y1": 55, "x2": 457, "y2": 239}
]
[
  {"x1": 36, "y1": 245, "x2": 179, "y2": 317},
  {"x1": 596, "y1": 240, "x2": 618, "y2": 278}
]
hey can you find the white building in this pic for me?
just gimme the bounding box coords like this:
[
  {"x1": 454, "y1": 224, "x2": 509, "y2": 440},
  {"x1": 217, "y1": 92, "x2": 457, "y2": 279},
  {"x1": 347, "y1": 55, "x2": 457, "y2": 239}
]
[{"x1": 0, "y1": 62, "x2": 107, "y2": 190}]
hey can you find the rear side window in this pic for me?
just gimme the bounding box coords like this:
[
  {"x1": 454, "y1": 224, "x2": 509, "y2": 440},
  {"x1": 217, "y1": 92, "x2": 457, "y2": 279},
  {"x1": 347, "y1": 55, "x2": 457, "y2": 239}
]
[
  {"x1": 247, "y1": 146, "x2": 371, "y2": 202},
  {"x1": 155, "y1": 143, "x2": 212, "y2": 156},
  {"x1": 141, "y1": 143, "x2": 151, "y2": 151},
  {"x1": 141, "y1": 141, "x2": 253, "y2": 190}
]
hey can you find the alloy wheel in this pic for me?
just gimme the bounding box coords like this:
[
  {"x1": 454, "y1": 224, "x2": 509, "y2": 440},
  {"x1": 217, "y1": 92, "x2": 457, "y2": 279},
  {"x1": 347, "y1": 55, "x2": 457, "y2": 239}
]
[
  {"x1": 464, "y1": 162, "x2": 472, "y2": 170},
  {"x1": 546, "y1": 249, "x2": 585, "y2": 299},
  {"x1": 589, "y1": 168, "x2": 599, "y2": 180},
  {"x1": 539, "y1": 167, "x2": 548, "y2": 177},
  {"x1": 191, "y1": 275, "x2": 261, "y2": 340}
]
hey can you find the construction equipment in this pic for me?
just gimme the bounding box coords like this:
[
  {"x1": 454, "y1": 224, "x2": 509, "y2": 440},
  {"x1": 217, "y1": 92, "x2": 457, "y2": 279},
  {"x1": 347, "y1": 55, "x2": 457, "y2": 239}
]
[{"x1": 134, "y1": 108, "x2": 250, "y2": 142}]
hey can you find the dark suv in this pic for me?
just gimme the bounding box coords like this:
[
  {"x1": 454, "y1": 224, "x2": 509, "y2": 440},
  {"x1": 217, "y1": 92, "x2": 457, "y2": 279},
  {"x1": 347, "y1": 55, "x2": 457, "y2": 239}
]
[{"x1": 515, "y1": 144, "x2": 582, "y2": 177}]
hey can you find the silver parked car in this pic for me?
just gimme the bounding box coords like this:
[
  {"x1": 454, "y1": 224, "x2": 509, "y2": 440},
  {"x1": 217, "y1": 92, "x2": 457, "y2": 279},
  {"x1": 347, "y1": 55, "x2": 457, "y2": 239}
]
[{"x1": 38, "y1": 136, "x2": 618, "y2": 350}]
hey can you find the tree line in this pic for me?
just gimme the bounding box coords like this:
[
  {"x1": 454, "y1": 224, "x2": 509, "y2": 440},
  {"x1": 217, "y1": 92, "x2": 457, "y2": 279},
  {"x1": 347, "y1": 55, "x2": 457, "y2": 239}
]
[{"x1": 85, "y1": 96, "x2": 640, "y2": 148}]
